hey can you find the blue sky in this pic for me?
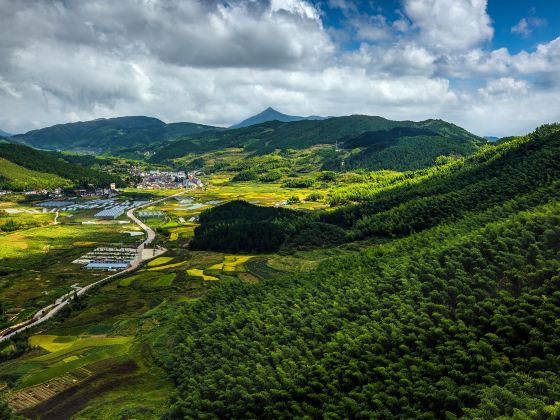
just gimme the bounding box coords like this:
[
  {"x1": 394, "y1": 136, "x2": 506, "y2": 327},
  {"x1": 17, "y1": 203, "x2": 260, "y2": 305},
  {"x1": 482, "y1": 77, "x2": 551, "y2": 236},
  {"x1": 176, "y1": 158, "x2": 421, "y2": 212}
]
[
  {"x1": 0, "y1": 0, "x2": 559, "y2": 136},
  {"x1": 316, "y1": 0, "x2": 559, "y2": 54},
  {"x1": 488, "y1": 0, "x2": 558, "y2": 53}
]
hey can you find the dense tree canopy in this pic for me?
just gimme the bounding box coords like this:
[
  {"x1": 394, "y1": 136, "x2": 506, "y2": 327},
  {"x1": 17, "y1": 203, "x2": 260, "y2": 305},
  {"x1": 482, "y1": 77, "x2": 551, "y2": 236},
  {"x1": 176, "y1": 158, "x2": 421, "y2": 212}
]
[{"x1": 166, "y1": 125, "x2": 560, "y2": 418}]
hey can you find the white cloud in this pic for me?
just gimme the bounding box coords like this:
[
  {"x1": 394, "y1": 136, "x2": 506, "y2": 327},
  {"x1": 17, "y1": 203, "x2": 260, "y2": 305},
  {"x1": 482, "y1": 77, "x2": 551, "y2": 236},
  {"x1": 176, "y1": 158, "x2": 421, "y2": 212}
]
[
  {"x1": 478, "y1": 77, "x2": 529, "y2": 97},
  {"x1": 349, "y1": 43, "x2": 437, "y2": 77},
  {"x1": 511, "y1": 16, "x2": 547, "y2": 38},
  {"x1": 0, "y1": 0, "x2": 558, "y2": 138},
  {"x1": 404, "y1": 0, "x2": 493, "y2": 51}
]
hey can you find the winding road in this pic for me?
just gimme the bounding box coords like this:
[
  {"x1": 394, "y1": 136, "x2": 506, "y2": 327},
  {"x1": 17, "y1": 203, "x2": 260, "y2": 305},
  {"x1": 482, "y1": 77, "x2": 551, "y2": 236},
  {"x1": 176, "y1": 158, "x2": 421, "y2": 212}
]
[{"x1": 0, "y1": 192, "x2": 183, "y2": 343}]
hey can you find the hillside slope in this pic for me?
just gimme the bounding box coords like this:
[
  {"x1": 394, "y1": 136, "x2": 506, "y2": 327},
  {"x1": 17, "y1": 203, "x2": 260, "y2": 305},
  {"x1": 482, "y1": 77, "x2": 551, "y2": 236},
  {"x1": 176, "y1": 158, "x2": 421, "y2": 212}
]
[
  {"x1": 166, "y1": 124, "x2": 560, "y2": 418},
  {"x1": 0, "y1": 144, "x2": 120, "y2": 189},
  {"x1": 150, "y1": 115, "x2": 484, "y2": 171},
  {"x1": 0, "y1": 158, "x2": 69, "y2": 190},
  {"x1": 11, "y1": 116, "x2": 221, "y2": 153},
  {"x1": 191, "y1": 125, "x2": 559, "y2": 253}
]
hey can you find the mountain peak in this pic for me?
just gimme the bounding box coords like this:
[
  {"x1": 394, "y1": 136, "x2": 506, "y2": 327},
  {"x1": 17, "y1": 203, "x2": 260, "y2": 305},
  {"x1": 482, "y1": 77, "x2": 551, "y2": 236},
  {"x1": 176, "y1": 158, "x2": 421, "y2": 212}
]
[{"x1": 230, "y1": 107, "x2": 327, "y2": 129}]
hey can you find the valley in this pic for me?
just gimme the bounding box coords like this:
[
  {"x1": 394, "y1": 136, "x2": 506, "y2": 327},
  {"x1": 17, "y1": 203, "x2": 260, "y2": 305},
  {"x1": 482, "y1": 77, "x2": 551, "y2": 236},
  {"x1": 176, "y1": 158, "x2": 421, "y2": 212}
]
[
  {"x1": 0, "y1": 116, "x2": 559, "y2": 419},
  {"x1": 3, "y1": 2, "x2": 560, "y2": 418}
]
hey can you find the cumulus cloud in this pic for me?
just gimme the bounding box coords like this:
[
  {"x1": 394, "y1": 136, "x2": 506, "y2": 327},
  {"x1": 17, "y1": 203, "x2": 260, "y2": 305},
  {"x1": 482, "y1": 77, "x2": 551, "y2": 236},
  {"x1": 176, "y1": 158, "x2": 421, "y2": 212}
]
[
  {"x1": 403, "y1": 0, "x2": 493, "y2": 51},
  {"x1": 478, "y1": 77, "x2": 529, "y2": 97},
  {"x1": 0, "y1": 0, "x2": 558, "y2": 137}
]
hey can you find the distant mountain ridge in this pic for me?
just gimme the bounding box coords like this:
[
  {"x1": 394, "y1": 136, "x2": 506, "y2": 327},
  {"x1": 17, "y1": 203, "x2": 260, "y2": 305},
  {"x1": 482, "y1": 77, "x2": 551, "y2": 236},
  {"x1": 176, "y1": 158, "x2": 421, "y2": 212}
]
[
  {"x1": 230, "y1": 107, "x2": 328, "y2": 129},
  {"x1": 0, "y1": 129, "x2": 11, "y2": 138},
  {"x1": 11, "y1": 116, "x2": 222, "y2": 153},
  {"x1": 149, "y1": 114, "x2": 485, "y2": 171}
]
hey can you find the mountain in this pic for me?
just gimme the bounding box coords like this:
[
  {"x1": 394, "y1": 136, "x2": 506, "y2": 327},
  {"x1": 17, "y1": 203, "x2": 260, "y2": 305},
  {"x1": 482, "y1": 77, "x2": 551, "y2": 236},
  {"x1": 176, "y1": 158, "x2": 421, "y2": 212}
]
[
  {"x1": 484, "y1": 136, "x2": 500, "y2": 142},
  {"x1": 149, "y1": 115, "x2": 485, "y2": 171},
  {"x1": 167, "y1": 124, "x2": 560, "y2": 418},
  {"x1": 230, "y1": 107, "x2": 327, "y2": 128},
  {"x1": 0, "y1": 143, "x2": 120, "y2": 190},
  {"x1": 0, "y1": 129, "x2": 11, "y2": 138},
  {"x1": 10, "y1": 116, "x2": 222, "y2": 153}
]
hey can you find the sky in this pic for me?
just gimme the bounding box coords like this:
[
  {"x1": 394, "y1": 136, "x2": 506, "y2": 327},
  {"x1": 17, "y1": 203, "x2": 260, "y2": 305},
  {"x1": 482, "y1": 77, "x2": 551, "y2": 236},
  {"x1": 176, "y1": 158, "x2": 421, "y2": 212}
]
[{"x1": 0, "y1": 0, "x2": 559, "y2": 136}]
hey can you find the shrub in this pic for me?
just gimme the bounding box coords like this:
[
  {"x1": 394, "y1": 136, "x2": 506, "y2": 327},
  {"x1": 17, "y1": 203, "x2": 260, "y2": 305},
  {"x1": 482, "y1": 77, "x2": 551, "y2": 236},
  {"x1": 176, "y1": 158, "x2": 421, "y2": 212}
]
[
  {"x1": 283, "y1": 178, "x2": 314, "y2": 188},
  {"x1": 306, "y1": 192, "x2": 324, "y2": 202},
  {"x1": 232, "y1": 170, "x2": 258, "y2": 181}
]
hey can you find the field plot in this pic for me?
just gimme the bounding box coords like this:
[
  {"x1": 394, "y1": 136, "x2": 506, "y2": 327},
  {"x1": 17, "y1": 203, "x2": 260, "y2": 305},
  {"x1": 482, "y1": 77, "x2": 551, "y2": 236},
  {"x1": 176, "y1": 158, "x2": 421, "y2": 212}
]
[
  {"x1": 0, "y1": 220, "x2": 139, "y2": 327},
  {"x1": 146, "y1": 256, "x2": 173, "y2": 267},
  {"x1": 208, "y1": 255, "x2": 253, "y2": 272},
  {"x1": 186, "y1": 268, "x2": 218, "y2": 281},
  {"x1": 0, "y1": 182, "x2": 334, "y2": 418},
  {"x1": 1, "y1": 333, "x2": 135, "y2": 414},
  {"x1": 7, "y1": 366, "x2": 93, "y2": 411}
]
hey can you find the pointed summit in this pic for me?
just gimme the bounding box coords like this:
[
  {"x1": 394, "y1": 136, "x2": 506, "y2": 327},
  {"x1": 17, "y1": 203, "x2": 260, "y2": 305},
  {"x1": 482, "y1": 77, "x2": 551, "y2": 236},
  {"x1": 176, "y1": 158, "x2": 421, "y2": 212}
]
[{"x1": 230, "y1": 107, "x2": 327, "y2": 129}]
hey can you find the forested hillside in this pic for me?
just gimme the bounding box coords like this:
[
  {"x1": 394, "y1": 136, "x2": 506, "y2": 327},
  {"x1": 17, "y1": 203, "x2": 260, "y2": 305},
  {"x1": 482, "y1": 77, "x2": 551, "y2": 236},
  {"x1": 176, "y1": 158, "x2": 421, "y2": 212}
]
[
  {"x1": 148, "y1": 115, "x2": 484, "y2": 169},
  {"x1": 191, "y1": 125, "x2": 559, "y2": 252},
  {"x1": 164, "y1": 124, "x2": 560, "y2": 418},
  {"x1": 0, "y1": 157, "x2": 70, "y2": 190},
  {"x1": 11, "y1": 116, "x2": 221, "y2": 153},
  {"x1": 0, "y1": 143, "x2": 120, "y2": 189}
]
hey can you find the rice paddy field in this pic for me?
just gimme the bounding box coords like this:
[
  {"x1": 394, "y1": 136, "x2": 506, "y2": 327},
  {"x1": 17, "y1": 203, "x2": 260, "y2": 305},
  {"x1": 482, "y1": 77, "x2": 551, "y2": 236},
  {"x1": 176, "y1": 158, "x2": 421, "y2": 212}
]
[{"x1": 0, "y1": 179, "x2": 349, "y2": 418}]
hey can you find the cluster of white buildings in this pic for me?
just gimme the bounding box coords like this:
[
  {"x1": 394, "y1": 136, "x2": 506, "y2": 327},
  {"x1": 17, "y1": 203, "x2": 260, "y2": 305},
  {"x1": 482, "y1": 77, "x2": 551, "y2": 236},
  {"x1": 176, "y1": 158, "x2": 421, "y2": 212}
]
[
  {"x1": 135, "y1": 169, "x2": 203, "y2": 190},
  {"x1": 72, "y1": 247, "x2": 138, "y2": 271}
]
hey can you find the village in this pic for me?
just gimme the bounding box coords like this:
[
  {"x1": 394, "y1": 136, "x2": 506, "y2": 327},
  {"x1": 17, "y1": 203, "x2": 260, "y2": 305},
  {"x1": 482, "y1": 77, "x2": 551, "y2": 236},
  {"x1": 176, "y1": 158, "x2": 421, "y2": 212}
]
[
  {"x1": 0, "y1": 168, "x2": 204, "y2": 198},
  {"x1": 133, "y1": 169, "x2": 204, "y2": 190}
]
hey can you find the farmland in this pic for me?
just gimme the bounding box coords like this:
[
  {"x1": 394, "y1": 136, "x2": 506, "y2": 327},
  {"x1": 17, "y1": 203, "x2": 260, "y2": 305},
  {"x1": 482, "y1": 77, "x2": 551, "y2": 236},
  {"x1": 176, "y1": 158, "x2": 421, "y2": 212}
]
[{"x1": 0, "y1": 177, "x2": 340, "y2": 418}]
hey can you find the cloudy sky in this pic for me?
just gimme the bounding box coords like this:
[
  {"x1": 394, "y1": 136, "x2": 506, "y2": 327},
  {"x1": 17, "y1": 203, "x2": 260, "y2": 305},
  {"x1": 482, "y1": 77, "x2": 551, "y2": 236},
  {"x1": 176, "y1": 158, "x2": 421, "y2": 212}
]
[{"x1": 0, "y1": 0, "x2": 559, "y2": 136}]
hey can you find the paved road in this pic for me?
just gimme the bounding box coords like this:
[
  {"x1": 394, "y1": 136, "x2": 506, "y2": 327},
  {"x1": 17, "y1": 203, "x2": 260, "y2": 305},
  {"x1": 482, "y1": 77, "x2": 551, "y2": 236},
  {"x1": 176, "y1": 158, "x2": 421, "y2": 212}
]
[{"x1": 0, "y1": 192, "x2": 183, "y2": 343}]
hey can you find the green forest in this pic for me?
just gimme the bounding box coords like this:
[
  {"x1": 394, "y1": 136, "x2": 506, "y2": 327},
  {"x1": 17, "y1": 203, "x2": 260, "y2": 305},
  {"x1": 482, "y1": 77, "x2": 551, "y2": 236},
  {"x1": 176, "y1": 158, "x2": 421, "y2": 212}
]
[
  {"x1": 146, "y1": 115, "x2": 483, "y2": 167},
  {"x1": 0, "y1": 144, "x2": 121, "y2": 189},
  {"x1": 164, "y1": 125, "x2": 560, "y2": 418},
  {"x1": 191, "y1": 124, "x2": 560, "y2": 252}
]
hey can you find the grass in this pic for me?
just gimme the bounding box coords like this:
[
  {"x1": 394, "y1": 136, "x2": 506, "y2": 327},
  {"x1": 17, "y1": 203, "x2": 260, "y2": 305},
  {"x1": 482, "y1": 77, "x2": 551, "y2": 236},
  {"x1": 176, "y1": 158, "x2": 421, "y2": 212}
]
[
  {"x1": 29, "y1": 335, "x2": 78, "y2": 352},
  {"x1": 1, "y1": 335, "x2": 134, "y2": 390},
  {"x1": 152, "y1": 273, "x2": 176, "y2": 287},
  {"x1": 119, "y1": 271, "x2": 176, "y2": 288}
]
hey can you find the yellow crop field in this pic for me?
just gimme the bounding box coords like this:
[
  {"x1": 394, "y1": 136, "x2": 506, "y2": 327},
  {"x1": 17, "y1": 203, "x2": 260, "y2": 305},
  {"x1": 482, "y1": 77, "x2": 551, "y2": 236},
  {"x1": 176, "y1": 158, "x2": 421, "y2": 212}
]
[
  {"x1": 148, "y1": 261, "x2": 187, "y2": 271},
  {"x1": 208, "y1": 255, "x2": 253, "y2": 272},
  {"x1": 147, "y1": 257, "x2": 174, "y2": 267},
  {"x1": 186, "y1": 268, "x2": 219, "y2": 281},
  {"x1": 29, "y1": 335, "x2": 78, "y2": 352}
]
